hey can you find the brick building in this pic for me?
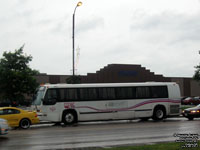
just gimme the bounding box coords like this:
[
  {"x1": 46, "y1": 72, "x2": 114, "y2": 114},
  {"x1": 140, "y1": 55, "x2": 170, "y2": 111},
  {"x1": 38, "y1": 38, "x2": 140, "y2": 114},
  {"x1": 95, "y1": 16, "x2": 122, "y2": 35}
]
[{"x1": 35, "y1": 64, "x2": 200, "y2": 97}]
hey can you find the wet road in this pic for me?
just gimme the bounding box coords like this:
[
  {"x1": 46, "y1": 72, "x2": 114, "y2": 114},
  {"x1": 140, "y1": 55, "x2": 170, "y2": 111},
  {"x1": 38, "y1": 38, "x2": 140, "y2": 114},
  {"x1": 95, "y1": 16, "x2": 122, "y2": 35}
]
[{"x1": 0, "y1": 118, "x2": 200, "y2": 150}]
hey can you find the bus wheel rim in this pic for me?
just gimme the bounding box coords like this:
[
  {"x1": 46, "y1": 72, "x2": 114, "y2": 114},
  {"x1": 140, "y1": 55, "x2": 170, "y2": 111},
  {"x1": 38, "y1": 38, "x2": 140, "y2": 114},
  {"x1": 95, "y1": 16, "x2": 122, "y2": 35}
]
[
  {"x1": 65, "y1": 113, "x2": 74, "y2": 123},
  {"x1": 156, "y1": 110, "x2": 163, "y2": 119}
]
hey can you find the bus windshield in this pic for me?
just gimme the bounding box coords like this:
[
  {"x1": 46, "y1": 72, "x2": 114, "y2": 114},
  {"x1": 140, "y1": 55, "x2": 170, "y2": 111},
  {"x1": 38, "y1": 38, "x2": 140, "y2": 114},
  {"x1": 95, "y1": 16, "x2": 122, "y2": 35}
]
[{"x1": 32, "y1": 86, "x2": 46, "y2": 105}]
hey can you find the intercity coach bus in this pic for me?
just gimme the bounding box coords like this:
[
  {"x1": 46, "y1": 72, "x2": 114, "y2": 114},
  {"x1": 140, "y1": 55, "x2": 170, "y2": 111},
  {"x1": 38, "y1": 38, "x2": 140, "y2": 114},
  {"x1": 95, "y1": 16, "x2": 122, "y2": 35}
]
[{"x1": 32, "y1": 82, "x2": 181, "y2": 124}]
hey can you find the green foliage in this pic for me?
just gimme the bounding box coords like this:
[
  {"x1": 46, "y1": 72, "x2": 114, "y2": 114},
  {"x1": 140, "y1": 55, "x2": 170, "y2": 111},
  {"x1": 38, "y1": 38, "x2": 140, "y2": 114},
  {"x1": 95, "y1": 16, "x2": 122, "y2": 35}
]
[
  {"x1": 66, "y1": 75, "x2": 81, "y2": 84},
  {"x1": 193, "y1": 64, "x2": 200, "y2": 81},
  {"x1": 0, "y1": 46, "x2": 39, "y2": 104},
  {"x1": 98, "y1": 141, "x2": 200, "y2": 150},
  {"x1": 193, "y1": 51, "x2": 200, "y2": 82}
]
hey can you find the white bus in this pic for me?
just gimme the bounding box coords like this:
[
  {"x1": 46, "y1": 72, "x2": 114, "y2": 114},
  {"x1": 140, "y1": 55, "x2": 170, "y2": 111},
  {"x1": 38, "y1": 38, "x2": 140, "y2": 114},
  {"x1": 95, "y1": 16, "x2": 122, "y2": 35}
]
[{"x1": 32, "y1": 82, "x2": 181, "y2": 124}]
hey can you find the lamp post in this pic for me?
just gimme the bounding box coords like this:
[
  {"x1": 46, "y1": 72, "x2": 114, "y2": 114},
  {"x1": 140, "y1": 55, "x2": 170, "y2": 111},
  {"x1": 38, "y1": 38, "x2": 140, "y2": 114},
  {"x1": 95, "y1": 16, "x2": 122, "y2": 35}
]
[{"x1": 72, "y1": 2, "x2": 82, "y2": 77}]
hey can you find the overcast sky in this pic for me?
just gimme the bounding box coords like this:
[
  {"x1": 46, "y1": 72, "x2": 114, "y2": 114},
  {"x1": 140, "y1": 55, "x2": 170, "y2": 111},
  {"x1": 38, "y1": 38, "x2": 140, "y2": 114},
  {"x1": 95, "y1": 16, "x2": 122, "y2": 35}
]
[{"x1": 0, "y1": 0, "x2": 200, "y2": 77}]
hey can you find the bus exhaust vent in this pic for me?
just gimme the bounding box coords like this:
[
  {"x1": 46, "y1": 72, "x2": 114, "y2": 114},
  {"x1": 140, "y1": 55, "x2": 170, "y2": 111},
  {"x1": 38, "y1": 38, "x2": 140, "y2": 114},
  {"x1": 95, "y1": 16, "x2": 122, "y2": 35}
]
[{"x1": 170, "y1": 105, "x2": 180, "y2": 114}]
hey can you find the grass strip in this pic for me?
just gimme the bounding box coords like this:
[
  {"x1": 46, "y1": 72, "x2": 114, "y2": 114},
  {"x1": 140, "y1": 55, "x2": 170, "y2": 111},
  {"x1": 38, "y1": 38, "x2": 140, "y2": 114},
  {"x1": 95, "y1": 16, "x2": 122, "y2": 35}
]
[{"x1": 97, "y1": 141, "x2": 200, "y2": 150}]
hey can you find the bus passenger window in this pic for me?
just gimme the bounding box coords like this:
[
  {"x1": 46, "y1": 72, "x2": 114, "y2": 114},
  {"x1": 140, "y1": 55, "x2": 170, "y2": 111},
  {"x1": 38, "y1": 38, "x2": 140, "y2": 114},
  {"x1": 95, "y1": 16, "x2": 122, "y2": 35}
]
[
  {"x1": 116, "y1": 87, "x2": 135, "y2": 99},
  {"x1": 107, "y1": 88, "x2": 115, "y2": 99},
  {"x1": 46, "y1": 89, "x2": 57, "y2": 100},
  {"x1": 136, "y1": 87, "x2": 150, "y2": 99},
  {"x1": 150, "y1": 86, "x2": 168, "y2": 98},
  {"x1": 88, "y1": 88, "x2": 98, "y2": 100},
  {"x1": 98, "y1": 88, "x2": 115, "y2": 100},
  {"x1": 66, "y1": 89, "x2": 78, "y2": 101},
  {"x1": 43, "y1": 89, "x2": 58, "y2": 105},
  {"x1": 79, "y1": 88, "x2": 89, "y2": 100},
  {"x1": 98, "y1": 88, "x2": 107, "y2": 100},
  {"x1": 59, "y1": 89, "x2": 67, "y2": 102}
]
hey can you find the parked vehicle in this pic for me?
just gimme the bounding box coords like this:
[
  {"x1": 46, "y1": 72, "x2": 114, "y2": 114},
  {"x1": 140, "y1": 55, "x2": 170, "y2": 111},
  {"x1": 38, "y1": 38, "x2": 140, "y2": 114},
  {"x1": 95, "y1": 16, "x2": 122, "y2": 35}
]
[
  {"x1": 181, "y1": 97, "x2": 187, "y2": 105},
  {"x1": 0, "y1": 118, "x2": 9, "y2": 135},
  {"x1": 0, "y1": 107, "x2": 40, "y2": 129},
  {"x1": 182, "y1": 97, "x2": 193, "y2": 105},
  {"x1": 193, "y1": 97, "x2": 200, "y2": 103},
  {"x1": 182, "y1": 104, "x2": 200, "y2": 120},
  {"x1": 182, "y1": 97, "x2": 200, "y2": 105},
  {"x1": 32, "y1": 82, "x2": 181, "y2": 124}
]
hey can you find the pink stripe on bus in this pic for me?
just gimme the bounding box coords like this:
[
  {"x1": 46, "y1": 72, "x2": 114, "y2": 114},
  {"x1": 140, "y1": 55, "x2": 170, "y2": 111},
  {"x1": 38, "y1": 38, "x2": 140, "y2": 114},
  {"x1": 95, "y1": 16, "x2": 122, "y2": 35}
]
[{"x1": 75, "y1": 99, "x2": 180, "y2": 112}]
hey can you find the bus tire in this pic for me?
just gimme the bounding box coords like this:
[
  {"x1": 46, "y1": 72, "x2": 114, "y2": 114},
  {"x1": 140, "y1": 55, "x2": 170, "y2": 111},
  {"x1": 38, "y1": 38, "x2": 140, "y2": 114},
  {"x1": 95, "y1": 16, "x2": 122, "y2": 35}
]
[
  {"x1": 152, "y1": 106, "x2": 166, "y2": 121},
  {"x1": 19, "y1": 118, "x2": 31, "y2": 129},
  {"x1": 62, "y1": 110, "x2": 77, "y2": 125}
]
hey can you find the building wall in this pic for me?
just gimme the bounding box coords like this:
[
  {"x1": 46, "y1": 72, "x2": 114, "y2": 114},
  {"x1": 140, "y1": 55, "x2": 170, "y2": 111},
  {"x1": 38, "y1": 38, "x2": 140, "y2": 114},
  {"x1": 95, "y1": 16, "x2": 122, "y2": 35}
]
[
  {"x1": 34, "y1": 64, "x2": 200, "y2": 97},
  {"x1": 81, "y1": 64, "x2": 170, "y2": 83},
  {"x1": 34, "y1": 74, "x2": 49, "y2": 84},
  {"x1": 60, "y1": 75, "x2": 70, "y2": 83},
  {"x1": 190, "y1": 80, "x2": 200, "y2": 96},
  {"x1": 35, "y1": 74, "x2": 70, "y2": 84},
  {"x1": 169, "y1": 77, "x2": 200, "y2": 97}
]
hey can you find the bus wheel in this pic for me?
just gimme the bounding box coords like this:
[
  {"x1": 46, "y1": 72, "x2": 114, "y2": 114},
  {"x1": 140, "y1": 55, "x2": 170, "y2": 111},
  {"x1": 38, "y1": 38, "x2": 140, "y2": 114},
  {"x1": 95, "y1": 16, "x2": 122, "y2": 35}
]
[
  {"x1": 152, "y1": 107, "x2": 166, "y2": 121},
  {"x1": 19, "y1": 118, "x2": 31, "y2": 129},
  {"x1": 62, "y1": 111, "x2": 77, "y2": 125}
]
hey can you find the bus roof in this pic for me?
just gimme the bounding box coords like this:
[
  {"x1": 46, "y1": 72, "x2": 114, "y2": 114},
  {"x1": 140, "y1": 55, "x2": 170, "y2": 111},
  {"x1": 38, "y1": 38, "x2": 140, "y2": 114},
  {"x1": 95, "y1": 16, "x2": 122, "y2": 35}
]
[{"x1": 41, "y1": 82, "x2": 177, "y2": 89}]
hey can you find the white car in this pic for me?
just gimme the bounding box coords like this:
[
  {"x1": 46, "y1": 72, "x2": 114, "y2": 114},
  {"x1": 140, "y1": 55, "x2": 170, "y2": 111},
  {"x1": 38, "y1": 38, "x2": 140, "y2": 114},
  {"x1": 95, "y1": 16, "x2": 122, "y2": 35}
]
[{"x1": 0, "y1": 118, "x2": 9, "y2": 135}]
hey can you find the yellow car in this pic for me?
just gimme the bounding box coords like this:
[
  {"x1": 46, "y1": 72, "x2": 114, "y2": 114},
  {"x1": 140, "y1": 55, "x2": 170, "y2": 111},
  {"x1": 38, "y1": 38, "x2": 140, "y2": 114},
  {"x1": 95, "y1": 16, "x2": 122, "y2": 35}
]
[{"x1": 0, "y1": 107, "x2": 40, "y2": 129}]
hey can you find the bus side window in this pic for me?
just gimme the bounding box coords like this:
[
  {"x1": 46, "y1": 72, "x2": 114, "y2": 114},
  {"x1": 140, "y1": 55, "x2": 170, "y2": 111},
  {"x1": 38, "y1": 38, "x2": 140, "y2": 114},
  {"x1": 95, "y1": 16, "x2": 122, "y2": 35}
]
[
  {"x1": 98, "y1": 88, "x2": 115, "y2": 100},
  {"x1": 107, "y1": 88, "x2": 115, "y2": 99},
  {"x1": 47, "y1": 89, "x2": 57, "y2": 99},
  {"x1": 115, "y1": 87, "x2": 135, "y2": 99},
  {"x1": 88, "y1": 88, "x2": 98, "y2": 100},
  {"x1": 150, "y1": 86, "x2": 168, "y2": 98},
  {"x1": 66, "y1": 89, "x2": 78, "y2": 101},
  {"x1": 79, "y1": 88, "x2": 89, "y2": 100},
  {"x1": 44, "y1": 89, "x2": 58, "y2": 105},
  {"x1": 59, "y1": 89, "x2": 67, "y2": 102},
  {"x1": 136, "y1": 87, "x2": 150, "y2": 99}
]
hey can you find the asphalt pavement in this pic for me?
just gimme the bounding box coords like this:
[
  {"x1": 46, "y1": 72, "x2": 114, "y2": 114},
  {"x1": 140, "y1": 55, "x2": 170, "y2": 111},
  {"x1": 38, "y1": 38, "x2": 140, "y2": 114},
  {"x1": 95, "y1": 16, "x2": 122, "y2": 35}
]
[{"x1": 1, "y1": 117, "x2": 199, "y2": 150}]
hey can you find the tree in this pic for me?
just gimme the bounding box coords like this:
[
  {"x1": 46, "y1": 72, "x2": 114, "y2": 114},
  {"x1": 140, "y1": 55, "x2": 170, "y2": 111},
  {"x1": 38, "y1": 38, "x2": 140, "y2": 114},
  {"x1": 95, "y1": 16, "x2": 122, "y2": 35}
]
[
  {"x1": 66, "y1": 76, "x2": 81, "y2": 84},
  {"x1": 193, "y1": 51, "x2": 200, "y2": 82},
  {"x1": 193, "y1": 64, "x2": 200, "y2": 81},
  {"x1": 0, "y1": 46, "x2": 39, "y2": 105}
]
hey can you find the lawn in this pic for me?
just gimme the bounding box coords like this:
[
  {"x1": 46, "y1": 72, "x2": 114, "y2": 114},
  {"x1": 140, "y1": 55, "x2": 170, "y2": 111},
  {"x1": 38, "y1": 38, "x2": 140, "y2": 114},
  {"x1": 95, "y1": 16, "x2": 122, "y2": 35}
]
[{"x1": 97, "y1": 141, "x2": 200, "y2": 150}]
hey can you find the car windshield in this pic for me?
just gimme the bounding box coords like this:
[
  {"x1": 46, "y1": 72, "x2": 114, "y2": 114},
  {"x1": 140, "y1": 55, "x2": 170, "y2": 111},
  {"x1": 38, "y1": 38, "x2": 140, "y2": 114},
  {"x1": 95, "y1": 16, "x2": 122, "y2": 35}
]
[{"x1": 32, "y1": 86, "x2": 46, "y2": 105}]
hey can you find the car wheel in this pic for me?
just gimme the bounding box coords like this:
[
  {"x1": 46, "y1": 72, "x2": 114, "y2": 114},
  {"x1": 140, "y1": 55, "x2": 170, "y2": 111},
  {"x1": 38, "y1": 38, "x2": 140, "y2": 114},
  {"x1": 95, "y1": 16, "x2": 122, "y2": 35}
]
[
  {"x1": 152, "y1": 107, "x2": 166, "y2": 121},
  {"x1": 19, "y1": 118, "x2": 31, "y2": 129},
  {"x1": 62, "y1": 111, "x2": 77, "y2": 125}
]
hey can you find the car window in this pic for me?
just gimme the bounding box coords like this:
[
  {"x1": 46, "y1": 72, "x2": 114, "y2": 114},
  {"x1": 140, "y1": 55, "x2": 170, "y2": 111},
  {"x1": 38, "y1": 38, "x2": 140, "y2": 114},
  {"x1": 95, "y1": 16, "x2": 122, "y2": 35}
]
[
  {"x1": 11, "y1": 109, "x2": 20, "y2": 114},
  {"x1": 3, "y1": 109, "x2": 20, "y2": 115},
  {"x1": 0, "y1": 110, "x2": 3, "y2": 115}
]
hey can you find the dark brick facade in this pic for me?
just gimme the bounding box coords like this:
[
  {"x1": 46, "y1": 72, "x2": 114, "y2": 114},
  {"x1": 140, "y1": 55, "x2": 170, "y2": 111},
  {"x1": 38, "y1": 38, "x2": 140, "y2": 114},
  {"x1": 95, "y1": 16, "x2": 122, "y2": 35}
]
[
  {"x1": 81, "y1": 64, "x2": 170, "y2": 83},
  {"x1": 35, "y1": 64, "x2": 200, "y2": 97}
]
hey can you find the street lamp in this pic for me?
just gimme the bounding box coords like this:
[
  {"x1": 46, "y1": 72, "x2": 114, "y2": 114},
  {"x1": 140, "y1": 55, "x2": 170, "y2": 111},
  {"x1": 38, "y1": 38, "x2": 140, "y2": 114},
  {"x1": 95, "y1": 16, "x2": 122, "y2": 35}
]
[{"x1": 72, "y1": 1, "x2": 82, "y2": 77}]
